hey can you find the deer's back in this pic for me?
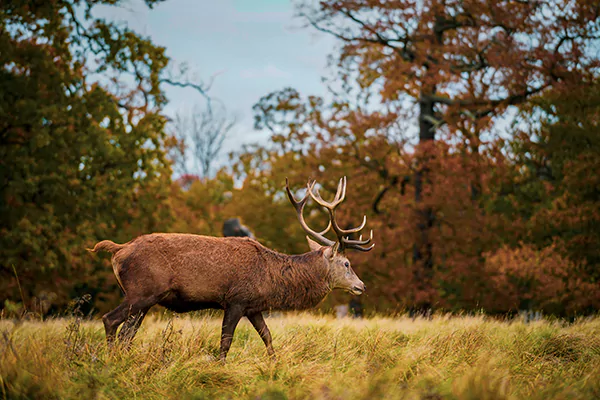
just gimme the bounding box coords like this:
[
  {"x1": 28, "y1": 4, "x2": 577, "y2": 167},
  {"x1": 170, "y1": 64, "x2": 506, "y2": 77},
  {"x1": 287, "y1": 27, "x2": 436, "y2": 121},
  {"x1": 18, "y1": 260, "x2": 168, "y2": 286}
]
[{"x1": 113, "y1": 233, "x2": 273, "y2": 310}]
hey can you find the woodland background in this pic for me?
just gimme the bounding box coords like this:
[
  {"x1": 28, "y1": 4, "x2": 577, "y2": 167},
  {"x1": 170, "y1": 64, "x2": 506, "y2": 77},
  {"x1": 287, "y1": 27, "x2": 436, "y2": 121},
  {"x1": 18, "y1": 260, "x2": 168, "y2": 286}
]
[{"x1": 1, "y1": 0, "x2": 600, "y2": 318}]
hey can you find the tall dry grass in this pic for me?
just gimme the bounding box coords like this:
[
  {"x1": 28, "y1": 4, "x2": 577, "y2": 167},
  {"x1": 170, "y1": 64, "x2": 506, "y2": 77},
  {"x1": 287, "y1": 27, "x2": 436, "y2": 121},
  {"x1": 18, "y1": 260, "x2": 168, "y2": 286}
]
[{"x1": 1, "y1": 312, "x2": 599, "y2": 399}]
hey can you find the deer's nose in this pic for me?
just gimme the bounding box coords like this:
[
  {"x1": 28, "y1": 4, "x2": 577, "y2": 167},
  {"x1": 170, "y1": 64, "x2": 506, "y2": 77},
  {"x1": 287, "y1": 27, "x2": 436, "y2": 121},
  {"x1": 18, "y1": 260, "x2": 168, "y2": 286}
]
[{"x1": 353, "y1": 282, "x2": 366, "y2": 293}]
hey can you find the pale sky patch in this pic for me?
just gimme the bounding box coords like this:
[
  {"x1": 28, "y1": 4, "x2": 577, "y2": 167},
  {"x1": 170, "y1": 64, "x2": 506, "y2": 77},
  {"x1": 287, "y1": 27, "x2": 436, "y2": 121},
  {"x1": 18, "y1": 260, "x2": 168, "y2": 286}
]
[
  {"x1": 240, "y1": 64, "x2": 293, "y2": 79},
  {"x1": 94, "y1": 0, "x2": 336, "y2": 174}
]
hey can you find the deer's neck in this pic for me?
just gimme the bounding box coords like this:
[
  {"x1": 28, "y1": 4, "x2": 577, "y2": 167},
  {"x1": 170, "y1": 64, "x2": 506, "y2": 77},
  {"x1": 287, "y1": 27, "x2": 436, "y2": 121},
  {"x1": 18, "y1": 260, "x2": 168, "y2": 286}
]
[{"x1": 268, "y1": 251, "x2": 331, "y2": 311}]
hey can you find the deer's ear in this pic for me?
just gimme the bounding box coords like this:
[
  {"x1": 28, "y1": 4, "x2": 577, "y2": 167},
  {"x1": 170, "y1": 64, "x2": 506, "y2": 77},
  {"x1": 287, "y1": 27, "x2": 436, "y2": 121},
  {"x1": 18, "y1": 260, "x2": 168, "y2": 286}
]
[
  {"x1": 331, "y1": 242, "x2": 340, "y2": 257},
  {"x1": 322, "y1": 242, "x2": 340, "y2": 260},
  {"x1": 306, "y1": 236, "x2": 323, "y2": 252}
]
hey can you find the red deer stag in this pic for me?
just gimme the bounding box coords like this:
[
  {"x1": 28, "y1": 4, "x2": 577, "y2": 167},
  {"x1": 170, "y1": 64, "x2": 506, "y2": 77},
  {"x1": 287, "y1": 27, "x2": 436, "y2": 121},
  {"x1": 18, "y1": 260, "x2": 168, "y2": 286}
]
[{"x1": 90, "y1": 177, "x2": 374, "y2": 360}]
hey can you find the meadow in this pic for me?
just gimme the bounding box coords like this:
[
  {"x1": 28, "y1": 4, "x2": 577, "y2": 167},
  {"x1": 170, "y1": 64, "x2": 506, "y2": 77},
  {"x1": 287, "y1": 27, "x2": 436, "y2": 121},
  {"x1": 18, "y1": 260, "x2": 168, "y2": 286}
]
[{"x1": 1, "y1": 312, "x2": 599, "y2": 400}]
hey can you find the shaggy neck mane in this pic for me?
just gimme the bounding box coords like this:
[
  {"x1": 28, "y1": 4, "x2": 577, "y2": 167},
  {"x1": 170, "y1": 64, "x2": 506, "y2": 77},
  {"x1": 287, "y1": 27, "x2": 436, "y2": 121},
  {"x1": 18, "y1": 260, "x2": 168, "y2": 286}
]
[{"x1": 259, "y1": 246, "x2": 332, "y2": 311}]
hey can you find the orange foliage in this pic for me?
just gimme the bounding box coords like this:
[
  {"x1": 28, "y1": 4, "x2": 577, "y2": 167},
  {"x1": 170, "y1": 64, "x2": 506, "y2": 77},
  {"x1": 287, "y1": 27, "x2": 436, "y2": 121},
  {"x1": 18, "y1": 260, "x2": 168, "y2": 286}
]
[
  {"x1": 212, "y1": 80, "x2": 600, "y2": 316},
  {"x1": 483, "y1": 243, "x2": 598, "y2": 315}
]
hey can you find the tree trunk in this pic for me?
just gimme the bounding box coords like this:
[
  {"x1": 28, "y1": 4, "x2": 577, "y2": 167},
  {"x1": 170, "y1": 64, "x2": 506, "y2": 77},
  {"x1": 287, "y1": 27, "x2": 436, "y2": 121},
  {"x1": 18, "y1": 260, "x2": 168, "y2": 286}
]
[{"x1": 412, "y1": 93, "x2": 435, "y2": 313}]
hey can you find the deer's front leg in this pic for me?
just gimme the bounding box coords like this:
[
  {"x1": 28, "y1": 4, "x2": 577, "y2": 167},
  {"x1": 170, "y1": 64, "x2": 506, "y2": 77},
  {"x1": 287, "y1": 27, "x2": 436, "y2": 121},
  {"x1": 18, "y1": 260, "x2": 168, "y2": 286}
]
[
  {"x1": 247, "y1": 312, "x2": 275, "y2": 358},
  {"x1": 219, "y1": 305, "x2": 244, "y2": 361}
]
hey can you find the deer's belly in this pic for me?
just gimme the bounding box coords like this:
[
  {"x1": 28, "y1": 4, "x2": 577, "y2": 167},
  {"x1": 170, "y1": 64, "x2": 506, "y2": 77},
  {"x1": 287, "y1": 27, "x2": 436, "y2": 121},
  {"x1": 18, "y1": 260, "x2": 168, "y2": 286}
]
[{"x1": 158, "y1": 290, "x2": 225, "y2": 313}]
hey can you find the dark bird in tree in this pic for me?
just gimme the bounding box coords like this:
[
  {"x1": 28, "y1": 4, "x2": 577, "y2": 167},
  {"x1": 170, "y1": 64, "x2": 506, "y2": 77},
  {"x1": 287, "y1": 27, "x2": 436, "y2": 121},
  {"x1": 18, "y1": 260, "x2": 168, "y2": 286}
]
[
  {"x1": 90, "y1": 177, "x2": 374, "y2": 361},
  {"x1": 222, "y1": 218, "x2": 254, "y2": 238}
]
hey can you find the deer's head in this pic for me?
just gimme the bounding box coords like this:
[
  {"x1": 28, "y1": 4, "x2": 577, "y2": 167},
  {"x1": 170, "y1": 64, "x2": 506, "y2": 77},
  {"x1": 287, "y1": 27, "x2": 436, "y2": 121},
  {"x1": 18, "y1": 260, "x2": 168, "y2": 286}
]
[{"x1": 285, "y1": 177, "x2": 374, "y2": 295}]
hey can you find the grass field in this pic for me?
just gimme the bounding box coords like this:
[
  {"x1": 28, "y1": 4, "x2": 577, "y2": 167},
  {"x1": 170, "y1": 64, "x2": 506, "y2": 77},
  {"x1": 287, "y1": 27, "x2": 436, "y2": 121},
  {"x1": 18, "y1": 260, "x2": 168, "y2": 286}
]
[{"x1": 1, "y1": 312, "x2": 599, "y2": 399}]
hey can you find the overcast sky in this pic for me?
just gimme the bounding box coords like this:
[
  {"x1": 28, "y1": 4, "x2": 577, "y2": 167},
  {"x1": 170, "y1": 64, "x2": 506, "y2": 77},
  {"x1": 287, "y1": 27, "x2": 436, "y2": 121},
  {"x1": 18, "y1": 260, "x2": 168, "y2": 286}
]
[{"x1": 96, "y1": 0, "x2": 336, "y2": 170}]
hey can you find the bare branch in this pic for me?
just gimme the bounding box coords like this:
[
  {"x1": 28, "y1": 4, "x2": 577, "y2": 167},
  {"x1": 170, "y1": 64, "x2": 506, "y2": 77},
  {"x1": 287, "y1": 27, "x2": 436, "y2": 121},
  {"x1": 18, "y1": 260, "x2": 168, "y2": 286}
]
[
  {"x1": 173, "y1": 104, "x2": 236, "y2": 178},
  {"x1": 301, "y1": 12, "x2": 414, "y2": 62}
]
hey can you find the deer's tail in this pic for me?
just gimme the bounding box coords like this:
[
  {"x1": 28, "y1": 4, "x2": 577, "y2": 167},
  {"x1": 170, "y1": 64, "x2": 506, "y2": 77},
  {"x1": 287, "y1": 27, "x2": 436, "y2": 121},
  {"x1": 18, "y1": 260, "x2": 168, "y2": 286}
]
[{"x1": 88, "y1": 240, "x2": 125, "y2": 254}]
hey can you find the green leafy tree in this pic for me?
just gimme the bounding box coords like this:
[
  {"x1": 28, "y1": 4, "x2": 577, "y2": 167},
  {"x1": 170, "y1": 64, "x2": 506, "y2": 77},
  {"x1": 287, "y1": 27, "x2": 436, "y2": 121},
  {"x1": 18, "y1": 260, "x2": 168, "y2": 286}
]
[{"x1": 0, "y1": 0, "x2": 206, "y2": 314}]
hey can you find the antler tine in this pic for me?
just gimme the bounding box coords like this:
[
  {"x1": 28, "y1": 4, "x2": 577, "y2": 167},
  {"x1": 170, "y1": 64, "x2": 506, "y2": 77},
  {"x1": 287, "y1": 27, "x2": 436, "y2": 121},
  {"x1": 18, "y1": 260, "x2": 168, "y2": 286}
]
[
  {"x1": 305, "y1": 180, "x2": 333, "y2": 236},
  {"x1": 342, "y1": 229, "x2": 373, "y2": 246},
  {"x1": 332, "y1": 176, "x2": 346, "y2": 202},
  {"x1": 345, "y1": 242, "x2": 375, "y2": 252},
  {"x1": 285, "y1": 178, "x2": 335, "y2": 247},
  {"x1": 342, "y1": 230, "x2": 375, "y2": 251},
  {"x1": 285, "y1": 178, "x2": 307, "y2": 210},
  {"x1": 307, "y1": 179, "x2": 349, "y2": 242},
  {"x1": 336, "y1": 215, "x2": 367, "y2": 235},
  {"x1": 318, "y1": 219, "x2": 332, "y2": 236},
  {"x1": 308, "y1": 178, "x2": 345, "y2": 210}
]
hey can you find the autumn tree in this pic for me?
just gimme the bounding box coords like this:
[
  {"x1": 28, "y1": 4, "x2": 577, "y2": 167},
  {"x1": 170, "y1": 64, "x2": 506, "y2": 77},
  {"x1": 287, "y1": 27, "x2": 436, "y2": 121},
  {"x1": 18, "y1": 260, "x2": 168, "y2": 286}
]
[
  {"x1": 485, "y1": 78, "x2": 600, "y2": 314},
  {"x1": 0, "y1": 0, "x2": 209, "y2": 314},
  {"x1": 249, "y1": 87, "x2": 519, "y2": 311},
  {"x1": 169, "y1": 80, "x2": 599, "y2": 315},
  {"x1": 247, "y1": 88, "x2": 418, "y2": 309},
  {"x1": 168, "y1": 170, "x2": 237, "y2": 235},
  {"x1": 298, "y1": 0, "x2": 600, "y2": 309}
]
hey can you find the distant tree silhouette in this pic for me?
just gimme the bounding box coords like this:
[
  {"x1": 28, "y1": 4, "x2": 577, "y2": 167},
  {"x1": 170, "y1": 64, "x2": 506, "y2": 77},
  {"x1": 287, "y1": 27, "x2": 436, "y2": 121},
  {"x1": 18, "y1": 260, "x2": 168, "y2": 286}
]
[{"x1": 173, "y1": 104, "x2": 235, "y2": 178}]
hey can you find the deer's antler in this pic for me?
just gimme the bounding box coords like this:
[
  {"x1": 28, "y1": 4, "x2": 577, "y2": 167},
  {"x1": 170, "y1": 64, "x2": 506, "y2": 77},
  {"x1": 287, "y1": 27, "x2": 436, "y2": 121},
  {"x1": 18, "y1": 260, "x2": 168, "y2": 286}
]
[
  {"x1": 285, "y1": 178, "x2": 335, "y2": 247},
  {"x1": 286, "y1": 177, "x2": 374, "y2": 252}
]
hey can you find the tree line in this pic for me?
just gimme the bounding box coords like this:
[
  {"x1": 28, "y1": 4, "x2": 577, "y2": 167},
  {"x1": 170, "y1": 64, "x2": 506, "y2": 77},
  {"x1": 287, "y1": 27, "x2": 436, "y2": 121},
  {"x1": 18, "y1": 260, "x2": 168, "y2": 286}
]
[{"x1": 1, "y1": 0, "x2": 599, "y2": 317}]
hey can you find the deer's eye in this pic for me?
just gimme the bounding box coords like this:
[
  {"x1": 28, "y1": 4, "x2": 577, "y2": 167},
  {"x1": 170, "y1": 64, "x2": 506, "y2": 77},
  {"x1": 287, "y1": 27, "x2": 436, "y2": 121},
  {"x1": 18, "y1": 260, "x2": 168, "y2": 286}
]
[{"x1": 344, "y1": 261, "x2": 350, "y2": 268}]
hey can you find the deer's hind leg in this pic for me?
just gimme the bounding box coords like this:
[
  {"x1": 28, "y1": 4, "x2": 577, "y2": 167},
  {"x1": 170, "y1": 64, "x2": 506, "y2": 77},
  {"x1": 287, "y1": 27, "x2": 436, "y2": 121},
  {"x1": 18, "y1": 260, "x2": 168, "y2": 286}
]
[
  {"x1": 103, "y1": 302, "x2": 131, "y2": 345},
  {"x1": 219, "y1": 305, "x2": 244, "y2": 361},
  {"x1": 102, "y1": 296, "x2": 157, "y2": 346},
  {"x1": 118, "y1": 309, "x2": 149, "y2": 345}
]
